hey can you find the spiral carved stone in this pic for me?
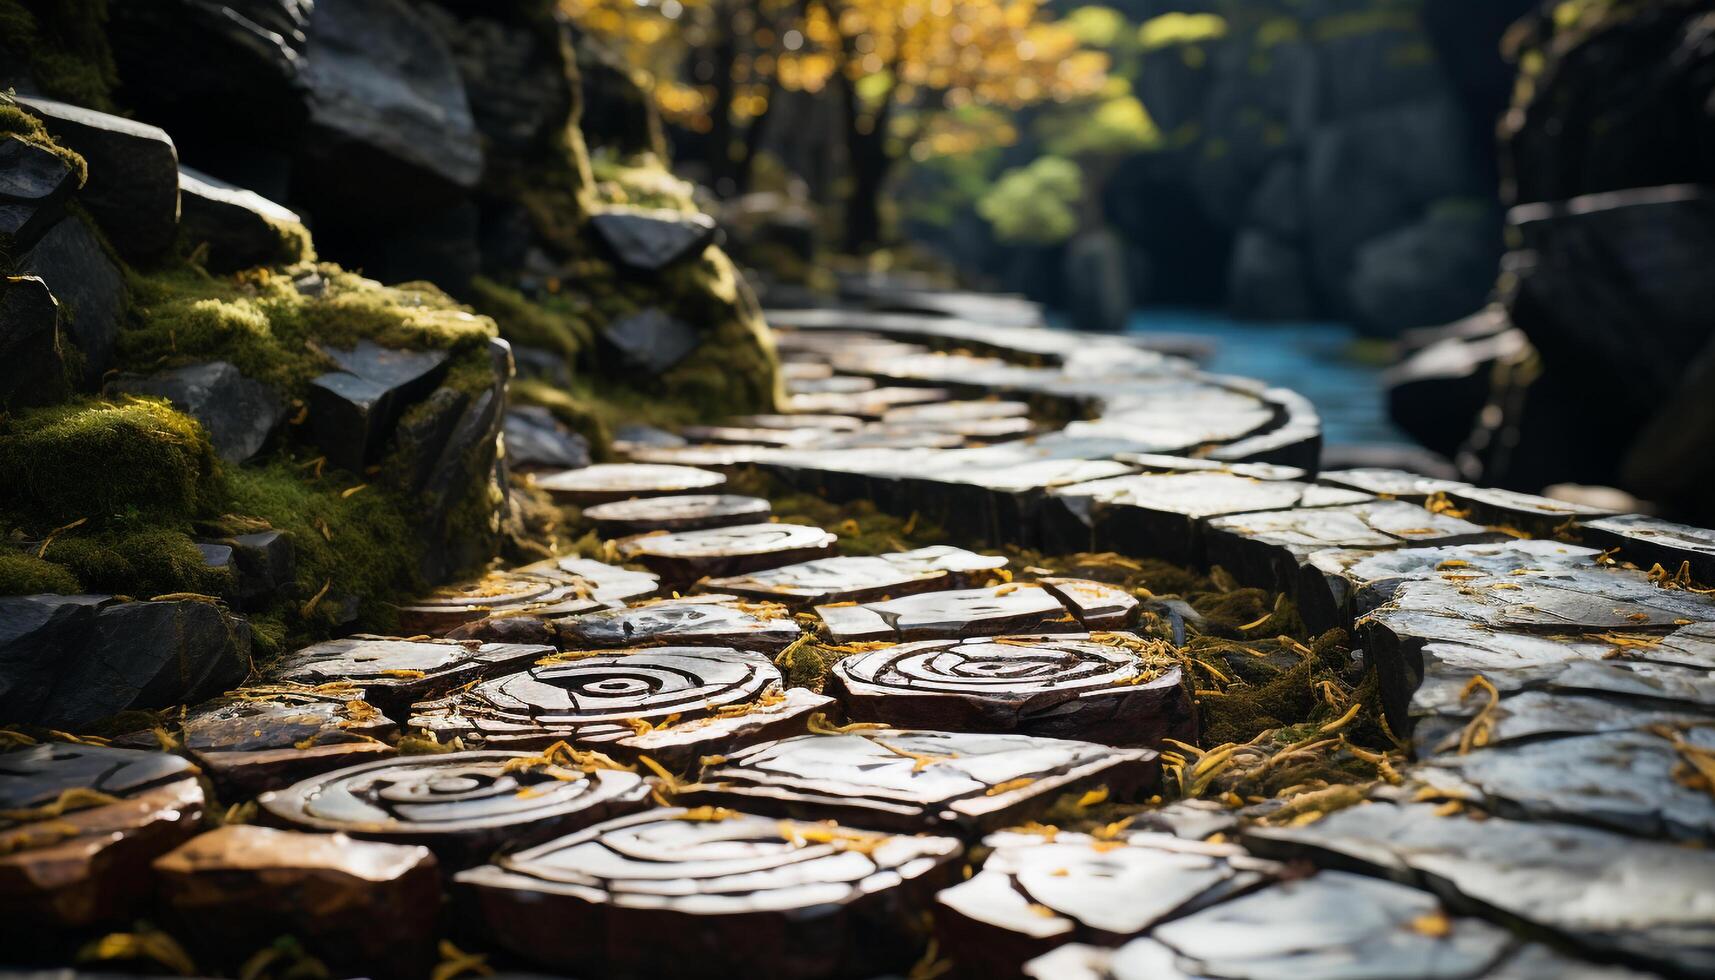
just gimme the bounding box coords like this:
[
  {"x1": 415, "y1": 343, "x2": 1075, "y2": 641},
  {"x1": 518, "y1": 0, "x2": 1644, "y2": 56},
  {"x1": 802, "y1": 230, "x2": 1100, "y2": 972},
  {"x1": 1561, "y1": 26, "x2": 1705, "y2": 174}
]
[
  {"x1": 827, "y1": 634, "x2": 1195, "y2": 748},
  {"x1": 410, "y1": 648, "x2": 832, "y2": 768},
  {"x1": 398, "y1": 556, "x2": 659, "y2": 635},
  {"x1": 616, "y1": 522, "x2": 839, "y2": 583},
  {"x1": 688, "y1": 730, "x2": 1159, "y2": 834},
  {"x1": 815, "y1": 579, "x2": 1137, "y2": 643},
  {"x1": 456, "y1": 808, "x2": 961, "y2": 979},
  {"x1": 257, "y1": 751, "x2": 650, "y2": 865},
  {"x1": 0, "y1": 744, "x2": 206, "y2": 928},
  {"x1": 935, "y1": 830, "x2": 1279, "y2": 976}
]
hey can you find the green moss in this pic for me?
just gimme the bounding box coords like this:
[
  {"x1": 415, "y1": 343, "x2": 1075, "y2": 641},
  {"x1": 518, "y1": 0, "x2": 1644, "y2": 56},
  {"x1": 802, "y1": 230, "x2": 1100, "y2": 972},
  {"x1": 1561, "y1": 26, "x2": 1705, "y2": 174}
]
[
  {"x1": 590, "y1": 151, "x2": 699, "y2": 211},
  {"x1": 0, "y1": 0, "x2": 117, "y2": 110},
  {"x1": 43, "y1": 527, "x2": 230, "y2": 597},
  {"x1": 0, "y1": 104, "x2": 87, "y2": 187},
  {"x1": 0, "y1": 549, "x2": 82, "y2": 594},
  {"x1": 512, "y1": 379, "x2": 614, "y2": 459},
  {"x1": 0, "y1": 397, "x2": 220, "y2": 531},
  {"x1": 469, "y1": 276, "x2": 591, "y2": 362}
]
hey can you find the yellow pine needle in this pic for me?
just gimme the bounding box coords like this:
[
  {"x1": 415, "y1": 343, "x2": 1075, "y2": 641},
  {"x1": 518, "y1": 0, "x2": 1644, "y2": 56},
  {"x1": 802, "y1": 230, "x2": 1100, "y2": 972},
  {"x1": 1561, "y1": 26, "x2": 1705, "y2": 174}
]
[
  {"x1": 1076, "y1": 786, "x2": 1109, "y2": 809},
  {"x1": 77, "y1": 929, "x2": 198, "y2": 976},
  {"x1": 807, "y1": 712, "x2": 890, "y2": 735},
  {"x1": 340, "y1": 483, "x2": 368, "y2": 499},
  {"x1": 300, "y1": 578, "x2": 332, "y2": 618},
  {"x1": 1457, "y1": 675, "x2": 1500, "y2": 755},
  {"x1": 675, "y1": 806, "x2": 741, "y2": 822},
  {"x1": 985, "y1": 777, "x2": 1035, "y2": 796},
  {"x1": 772, "y1": 632, "x2": 815, "y2": 667},
  {"x1": 431, "y1": 940, "x2": 494, "y2": 980},
  {"x1": 0, "y1": 787, "x2": 122, "y2": 822},
  {"x1": 1317, "y1": 702, "x2": 1363, "y2": 734},
  {"x1": 1238, "y1": 610, "x2": 1272, "y2": 631},
  {"x1": 637, "y1": 754, "x2": 687, "y2": 793}
]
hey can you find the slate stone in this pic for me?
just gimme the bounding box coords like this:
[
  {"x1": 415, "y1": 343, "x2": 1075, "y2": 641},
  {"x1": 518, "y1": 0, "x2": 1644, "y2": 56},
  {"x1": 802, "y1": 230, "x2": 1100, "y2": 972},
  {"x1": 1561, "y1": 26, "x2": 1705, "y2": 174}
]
[
  {"x1": 0, "y1": 744, "x2": 206, "y2": 929},
  {"x1": 616, "y1": 522, "x2": 839, "y2": 584},
  {"x1": 937, "y1": 831, "x2": 1278, "y2": 977},
  {"x1": 701, "y1": 545, "x2": 1005, "y2": 607},
  {"x1": 0, "y1": 595, "x2": 114, "y2": 723},
  {"x1": 551, "y1": 595, "x2": 801, "y2": 654},
  {"x1": 112, "y1": 361, "x2": 284, "y2": 462},
  {"x1": 590, "y1": 208, "x2": 718, "y2": 271},
  {"x1": 601, "y1": 307, "x2": 700, "y2": 375},
  {"x1": 16, "y1": 216, "x2": 126, "y2": 386},
  {"x1": 0, "y1": 275, "x2": 69, "y2": 409},
  {"x1": 1298, "y1": 538, "x2": 1601, "y2": 633},
  {"x1": 307, "y1": 341, "x2": 450, "y2": 471},
  {"x1": 787, "y1": 374, "x2": 875, "y2": 395},
  {"x1": 9, "y1": 600, "x2": 252, "y2": 729},
  {"x1": 1316, "y1": 467, "x2": 1471, "y2": 503},
  {"x1": 15, "y1": 97, "x2": 179, "y2": 259},
  {"x1": 0, "y1": 136, "x2": 76, "y2": 252},
  {"x1": 154, "y1": 826, "x2": 440, "y2": 978},
  {"x1": 177, "y1": 166, "x2": 304, "y2": 273},
  {"x1": 414, "y1": 338, "x2": 511, "y2": 580},
  {"x1": 817, "y1": 584, "x2": 1075, "y2": 643},
  {"x1": 172, "y1": 686, "x2": 396, "y2": 797},
  {"x1": 829, "y1": 633, "x2": 1193, "y2": 749},
  {"x1": 1116, "y1": 453, "x2": 1307, "y2": 482},
  {"x1": 1443, "y1": 485, "x2": 1618, "y2": 535},
  {"x1": 1024, "y1": 872, "x2": 1517, "y2": 980},
  {"x1": 583, "y1": 494, "x2": 772, "y2": 536},
  {"x1": 1243, "y1": 802, "x2": 1715, "y2": 976},
  {"x1": 1047, "y1": 472, "x2": 1371, "y2": 564},
  {"x1": 259, "y1": 751, "x2": 651, "y2": 866},
  {"x1": 534, "y1": 462, "x2": 726, "y2": 506},
  {"x1": 503, "y1": 406, "x2": 590, "y2": 472},
  {"x1": 228, "y1": 530, "x2": 295, "y2": 605},
  {"x1": 787, "y1": 385, "x2": 952, "y2": 418},
  {"x1": 455, "y1": 808, "x2": 960, "y2": 979},
  {"x1": 686, "y1": 730, "x2": 1158, "y2": 834},
  {"x1": 1580, "y1": 513, "x2": 1715, "y2": 584},
  {"x1": 267, "y1": 637, "x2": 551, "y2": 717},
  {"x1": 1202, "y1": 500, "x2": 1493, "y2": 596},
  {"x1": 297, "y1": 0, "x2": 482, "y2": 204},
  {"x1": 1417, "y1": 728, "x2": 1715, "y2": 842},
  {"x1": 410, "y1": 647, "x2": 831, "y2": 768},
  {"x1": 1411, "y1": 688, "x2": 1711, "y2": 758}
]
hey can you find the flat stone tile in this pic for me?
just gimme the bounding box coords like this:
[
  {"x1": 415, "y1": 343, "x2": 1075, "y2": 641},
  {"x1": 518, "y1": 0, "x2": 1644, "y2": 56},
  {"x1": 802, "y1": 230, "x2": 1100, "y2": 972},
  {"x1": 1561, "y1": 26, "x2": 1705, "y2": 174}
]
[
  {"x1": 615, "y1": 522, "x2": 839, "y2": 583},
  {"x1": 581, "y1": 494, "x2": 772, "y2": 535},
  {"x1": 532, "y1": 463, "x2": 726, "y2": 505},
  {"x1": 817, "y1": 581, "x2": 1129, "y2": 643},
  {"x1": 265, "y1": 637, "x2": 553, "y2": 717},
  {"x1": 1581, "y1": 513, "x2": 1715, "y2": 583},
  {"x1": 552, "y1": 594, "x2": 802, "y2": 654},
  {"x1": 701, "y1": 545, "x2": 1006, "y2": 607}
]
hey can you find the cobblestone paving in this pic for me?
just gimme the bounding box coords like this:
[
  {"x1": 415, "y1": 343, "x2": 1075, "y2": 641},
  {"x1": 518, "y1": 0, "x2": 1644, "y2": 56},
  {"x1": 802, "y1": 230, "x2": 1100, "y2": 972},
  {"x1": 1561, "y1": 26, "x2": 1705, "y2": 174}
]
[{"x1": 4, "y1": 301, "x2": 1713, "y2": 978}]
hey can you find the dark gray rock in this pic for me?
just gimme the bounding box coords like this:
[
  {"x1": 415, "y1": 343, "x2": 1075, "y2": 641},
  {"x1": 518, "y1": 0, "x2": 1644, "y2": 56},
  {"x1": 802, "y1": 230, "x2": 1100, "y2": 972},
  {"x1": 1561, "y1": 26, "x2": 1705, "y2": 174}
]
[
  {"x1": 602, "y1": 308, "x2": 700, "y2": 375},
  {"x1": 16, "y1": 97, "x2": 180, "y2": 260},
  {"x1": 417, "y1": 2, "x2": 575, "y2": 159},
  {"x1": 178, "y1": 166, "x2": 304, "y2": 273},
  {"x1": 590, "y1": 208, "x2": 718, "y2": 272},
  {"x1": 111, "y1": 361, "x2": 284, "y2": 462},
  {"x1": 510, "y1": 344, "x2": 573, "y2": 388},
  {"x1": 1418, "y1": 728, "x2": 1715, "y2": 842},
  {"x1": 1227, "y1": 229, "x2": 1315, "y2": 320},
  {"x1": 16, "y1": 216, "x2": 127, "y2": 386},
  {"x1": 1243, "y1": 802, "x2": 1715, "y2": 976},
  {"x1": 0, "y1": 275, "x2": 69, "y2": 410},
  {"x1": 1062, "y1": 228, "x2": 1133, "y2": 333},
  {"x1": 1315, "y1": 468, "x2": 1469, "y2": 503},
  {"x1": 504, "y1": 406, "x2": 589, "y2": 472},
  {"x1": 1581, "y1": 513, "x2": 1715, "y2": 583},
  {"x1": 1349, "y1": 204, "x2": 1500, "y2": 337},
  {"x1": 392, "y1": 386, "x2": 470, "y2": 493},
  {"x1": 0, "y1": 594, "x2": 114, "y2": 723},
  {"x1": 1382, "y1": 308, "x2": 1526, "y2": 459},
  {"x1": 230, "y1": 530, "x2": 295, "y2": 605},
  {"x1": 12, "y1": 599, "x2": 254, "y2": 728},
  {"x1": 416, "y1": 339, "x2": 511, "y2": 580},
  {"x1": 0, "y1": 135, "x2": 77, "y2": 252},
  {"x1": 308, "y1": 341, "x2": 450, "y2": 471},
  {"x1": 297, "y1": 0, "x2": 481, "y2": 213},
  {"x1": 1443, "y1": 485, "x2": 1619, "y2": 535}
]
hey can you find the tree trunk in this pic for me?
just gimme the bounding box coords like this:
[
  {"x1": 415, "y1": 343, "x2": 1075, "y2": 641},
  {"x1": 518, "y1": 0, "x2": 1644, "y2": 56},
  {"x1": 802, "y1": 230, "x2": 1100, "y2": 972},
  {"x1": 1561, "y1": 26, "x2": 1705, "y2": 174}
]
[
  {"x1": 838, "y1": 73, "x2": 895, "y2": 252},
  {"x1": 707, "y1": 2, "x2": 739, "y2": 194}
]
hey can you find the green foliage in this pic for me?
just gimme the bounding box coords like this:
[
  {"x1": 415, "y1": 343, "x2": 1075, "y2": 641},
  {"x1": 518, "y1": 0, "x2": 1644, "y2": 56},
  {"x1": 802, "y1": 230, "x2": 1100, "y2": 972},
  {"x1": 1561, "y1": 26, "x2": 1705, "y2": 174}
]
[
  {"x1": 0, "y1": 0, "x2": 117, "y2": 110},
  {"x1": 978, "y1": 156, "x2": 1083, "y2": 245},
  {"x1": 469, "y1": 276, "x2": 593, "y2": 362},
  {"x1": 0, "y1": 398, "x2": 220, "y2": 532},
  {"x1": 43, "y1": 527, "x2": 231, "y2": 598},
  {"x1": 1039, "y1": 82, "x2": 1162, "y2": 157},
  {"x1": 1066, "y1": 6, "x2": 1129, "y2": 49},
  {"x1": 1138, "y1": 12, "x2": 1227, "y2": 50}
]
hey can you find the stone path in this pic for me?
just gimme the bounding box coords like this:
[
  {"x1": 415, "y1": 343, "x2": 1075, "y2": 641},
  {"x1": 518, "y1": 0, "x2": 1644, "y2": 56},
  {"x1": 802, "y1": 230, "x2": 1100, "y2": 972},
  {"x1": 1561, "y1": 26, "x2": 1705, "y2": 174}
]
[{"x1": 4, "y1": 300, "x2": 1714, "y2": 978}]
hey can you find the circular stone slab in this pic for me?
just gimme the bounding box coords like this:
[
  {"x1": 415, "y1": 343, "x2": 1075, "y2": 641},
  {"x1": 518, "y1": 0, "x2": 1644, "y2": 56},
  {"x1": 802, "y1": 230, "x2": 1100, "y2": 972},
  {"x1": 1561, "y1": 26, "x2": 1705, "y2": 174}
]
[
  {"x1": 826, "y1": 635, "x2": 1194, "y2": 748},
  {"x1": 617, "y1": 522, "x2": 839, "y2": 582},
  {"x1": 258, "y1": 751, "x2": 650, "y2": 866},
  {"x1": 582, "y1": 494, "x2": 772, "y2": 535},
  {"x1": 534, "y1": 463, "x2": 727, "y2": 506},
  {"x1": 455, "y1": 808, "x2": 962, "y2": 978}
]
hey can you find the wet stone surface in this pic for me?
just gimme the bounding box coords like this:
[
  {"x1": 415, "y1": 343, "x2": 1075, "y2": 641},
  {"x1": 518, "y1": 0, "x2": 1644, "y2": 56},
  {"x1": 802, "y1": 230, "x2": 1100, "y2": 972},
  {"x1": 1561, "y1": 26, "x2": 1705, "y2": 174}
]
[
  {"x1": 615, "y1": 522, "x2": 840, "y2": 584},
  {"x1": 533, "y1": 462, "x2": 727, "y2": 505},
  {"x1": 265, "y1": 637, "x2": 553, "y2": 717},
  {"x1": 163, "y1": 685, "x2": 397, "y2": 797},
  {"x1": 409, "y1": 648, "x2": 830, "y2": 767},
  {"x1": 581, "y1": 494, "x2": 773, "y2": 535},
  {"x1": 938, "y1": 830, "x2": 1279, "y2": 976},
  {"x1": 701, "y1": 545, "x2": 1007, "y2": 606},
  {"x1": 816, "y1": 580, "x2": 1134, "y2": 643},
  {"x1": 455, "y1": 808, "x2": 961, "y2": 979},
  {"x1": 1581, "y1": 512, "x2": 1715, "y2": 583},
  {"x1": 258, "y1": 751, "x2": 651, "y2": 866},
  {"x1": 685, "y1": 730, "x2": 1158, "y2": 834}
]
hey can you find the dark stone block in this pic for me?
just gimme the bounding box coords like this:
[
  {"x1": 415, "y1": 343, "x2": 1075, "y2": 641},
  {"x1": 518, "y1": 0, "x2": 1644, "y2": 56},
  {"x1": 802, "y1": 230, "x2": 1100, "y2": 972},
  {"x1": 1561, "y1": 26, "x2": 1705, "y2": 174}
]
[
  {"x1": 601, "y1": 307, "x2": 701, "y2": 375},
  {"x1": 0, "y1": 594, "x2": 113, "y2": 723},
  {"x1": 16, "y1": 96, "x2": 180, "y2": 259},
  {"x1": 16, "y1": 216, "x2": 126, "y2": 386},
  {"x1": 503, "y1": 406, "x2": 589, "y2": 471},
  {"x1": 230, "y1": 530, "x2": 295, "y2": 604},
  {"x1": 111, "y1": 361, "x2": 284, "y2": 462},
  {"x1": 590, "y1": 208, "x2": 717, "y2": 272},
  {"x1": 0, "y1": 135, "x2": 76, "y2": 252},
  {"x1": 0, "y1": 275, "x2": 69, "y2": 409},
  {"x1": 307, "y1": 341, "x2": 450, "y2": 471},
  {"x1": 178, "y1": 166, "x2": 303, "y2": 273},
  {"x1": 1581, "y1": 513, "x2": 1715, "y2": 583}
]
